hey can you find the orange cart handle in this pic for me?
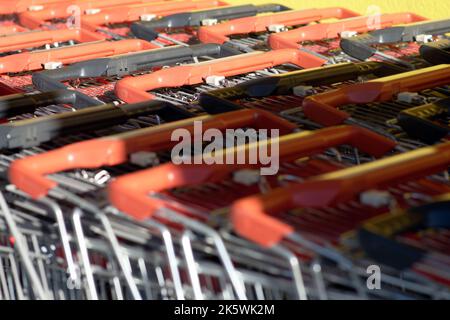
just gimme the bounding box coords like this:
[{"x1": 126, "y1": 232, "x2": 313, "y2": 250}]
[
  {"x1": 0, "y1": 28, "x2": 104, "y2": 54},
  {"x1": 18, "y1": 0, "x2": 165, "y2": 29},
  {"x1": 0, "y1": 0, "x2": 67, "y2": 14},
  {"x1": 0, "y1": 39, "x2": 156, "y2": 74},
  {"x1": 80, "y1": 0, "x2": 226, "y2": 32},
  {"x1": 231, "y1": 141, "x2": 450, "y2": 247},
  {"x1": 197, "y1": 7, "x2": 360, "y2": 44},
  {"x1": 108, "y1": 125, "x2": 396, "y2": 220},
  {"x1": 115, "y1": 49, "x2": 325, "y2": 103},
  {"x1": 9, "y1": 109, "x2": 296, "y2": 199},
  {"x1": 0, "y1": 25, "x2": 27, "y2": 36},
  {"x1": 269, "y1": 12, "x2": 427, "y2": 50},
  {"x1": 303, "y1": 64, "x2": 450, "y2": 126}
]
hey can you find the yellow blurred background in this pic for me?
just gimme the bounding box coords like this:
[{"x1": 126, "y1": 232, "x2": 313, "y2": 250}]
[{"x1": 227, "y1": 0, "x2": 450, "y2": 19}]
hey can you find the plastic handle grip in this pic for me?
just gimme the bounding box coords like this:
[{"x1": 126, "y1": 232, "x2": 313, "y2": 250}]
[
  {"x1": 108, "y1": 125, "x2": 396, "y2": 219},
  {"x1": 302, "y1": 64, "x2": 450, "y2": 126},
  {"x1": 9, "y1": 109, "x2": 296, "y2": 198},
  {"x1": 0, "y1": 100, "x2": 194, "y2": 150},
  {"x1": 231, "y1": 141, "x2": 450, "y2": 247},
  {"x1": 340, "y1": 33, "x2": 383, "y2": 60},
  {"x1": 0, "y1": 25, "x2": 26, "y2": 36},
  {"x1": 340, "y1": 19, "x2": 450, "y2": 61},
  {"x1": 397, "y1": 98, "x2": 450, "y2": 144},
  {"x1": 80, "y1": 0, "x2": 225, "y2": 32},
  {"x1": 0, "y1": 28, "x2": 104, "y2": 54},
  {"x1": 0, "y1": 89, "x2": 77, "y2": 118},
  {"x1": 268, "y1": 12, "x2": 427, "y2": 50},
  {"x1": 197, "y1": 7, "x2": 360, "y2": 44},
  {"x1": 31, "y1": 43, "x2": 230, "y2": 108},
  {"x1": 199, "y1": 61, "x2": 406, "y2": 112},
  {"x1": 115, "y1": 49, "x2": 322, "y2": 103},
  {"x1": 18, "y1": 0, "x2": 165, "y2": 28},
  {"x1": 0, "y1": 39, "x2": 156, "y2": 74},
  {"x1": 0, "y1": 0, "x2": 67, "y2": 14},
  {"x1": 130, "y1": 3, "x2": 287, "y2": 42}
]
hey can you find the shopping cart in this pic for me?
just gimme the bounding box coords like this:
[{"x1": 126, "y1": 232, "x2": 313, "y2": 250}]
[
  {"x1": 0, "y1": 39, "x2": 158, "y2": 74},
  {"x1": 300, "y1": 65, "x2": 450, "y2": 142},
  {"x1": 130, "y1": 3, "x2": 291, "y2": 46},
  {"x1": 1, "y1": 184, "x2": 277, "y2": 300},
  {"x1": 17, "y1": 0, "x2": 177, "y2": 29},
  {"x1": 396, "y1": 97, "x2": 450, "y2": 144},
  {"x1": 79, "y1": 0, "x2": 228, "y2": 40},
  {"x1": 0, "y1": 29, "x2": 104, "y2": 56},
  {"x1": 340, "y1": 18, "x2": 450, "y2": 69},
  {"x1": 114, "y1": 49, "x2": 318, "y2": 104},
  {"x1": 228, "y1": 141, "x2": 450, "y2": 298},
  {"x1": 1, "y1": 0, "x2": 68, "y2": 14},
  {"x1": 5, "y1": 114, "x2": 392, "y2": 297},
  {"x1": 30, "y1": 43, "x2": 237, "y2": 106},
  {"x1": 4, "y1": 109, "x2": 301, "y2": 299},
  {"x1": 268, "y1": 13, "x2": 426, "y2": 67},
  {"x1": 196, "y1": 7, "x2": 360, "y2": 52},
  {"x1": 357, "y1": 194, "x2": 450, "y2": 289},
  {"x1": 0, "y1": 1, "x2": 449, "y2": 301},
  {"x1": 198, "y1": 61, "x2": 406, "y2": 114}
]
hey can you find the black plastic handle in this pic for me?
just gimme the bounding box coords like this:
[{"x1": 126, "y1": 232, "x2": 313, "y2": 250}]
[
  {"x1": 358, "y1": 195, "x2": 450, "y2": 270},
  {"x1": 397, "y1": 98, "x2": 450, "y2": 144},
  {"x1": 0, "y1": 99, "x2": 193, "y2": 149},
  {"x1": 420, "y1": 38, "x2": 450, "y2": 65},
  {"x1": 341, "y1": 19, "x2": 450, "y2": 61},
  {"x1": 32, "y1": 44, "x2": 237, "y2": 108},
  {"x1": 130, "y1": 3, "x2": 290, "y2": 41},
  {"x1": 199, "y1": 61, "x2": 407, "y2": 114},
  {"x1": 0, "y1": 89, "x2": 77, "y2": 118}
]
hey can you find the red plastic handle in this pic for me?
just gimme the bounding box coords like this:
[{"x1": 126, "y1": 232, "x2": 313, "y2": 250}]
[
  {"x1": 9, "y1": 109, "x2": 296, "y2": 199},
  {"x1": 0, "y1": 28, "x2": 104, "y2": 53},
  {"x1": 197, "y1": 7, "x2": 360, "y2": 44},
  {"x1": 269, "y1": 12, "x2": 427, "y2": 51},
  {"x1": 303, "y1": 64, "x2": 450, "y2": 126},
  {"x1": 231, "y1": 140, "x2": 450, "y2": 247},
  {"x1": 0, "y1": 25, "x2": 27, "y2": 36},
  {"x1": 0, "y1": 0, "x2": 68, "y2": 14},
  {"x1": 115, "y1": 49, "x2": 324, "y2": 103},
  {"x1": 108, "y1": 125, "x2": 396, "y2": 220},
  {"x1": 18, "y1": 0, "x2": 173, "y2": 29},
  {"x1": 0, "y1": 39, "x2": 157, "y2": 74},
  {"x1": 80, "y1": 0, "x2": 227, "y2": 32}
]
